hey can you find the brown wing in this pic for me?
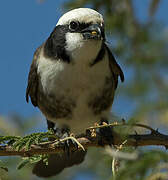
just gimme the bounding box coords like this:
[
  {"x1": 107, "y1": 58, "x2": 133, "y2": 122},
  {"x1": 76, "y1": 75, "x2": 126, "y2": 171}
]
[
  {"x1": 105, "y1": 43, "x2": 124, "y2": 89},
  {"x1": 26, "y1": 46, "x2": 42, "y2": 107}
]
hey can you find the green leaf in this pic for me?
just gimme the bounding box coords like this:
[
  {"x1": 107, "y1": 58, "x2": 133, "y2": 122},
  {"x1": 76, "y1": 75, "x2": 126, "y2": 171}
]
[
  {"x1": 17, "y1": 158, "x2": 30, "y2": 170},
  {"x1": 29, "y1": 155, "x2": 43, "y2": 164},
  {"x1": 25, "y1": 138, "x2": 33, "y2": 151}
]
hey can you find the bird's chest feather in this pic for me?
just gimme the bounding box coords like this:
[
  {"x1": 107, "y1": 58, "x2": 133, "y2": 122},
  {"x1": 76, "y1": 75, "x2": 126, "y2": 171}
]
[{"x1": 37, "y1": 54, "x2": 113, "y2": 126}]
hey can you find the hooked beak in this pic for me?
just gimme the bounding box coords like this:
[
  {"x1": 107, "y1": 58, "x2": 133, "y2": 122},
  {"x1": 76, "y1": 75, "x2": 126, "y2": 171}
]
[{"x1": 81, "y1": 24, "x2": 105, "y2": 40}]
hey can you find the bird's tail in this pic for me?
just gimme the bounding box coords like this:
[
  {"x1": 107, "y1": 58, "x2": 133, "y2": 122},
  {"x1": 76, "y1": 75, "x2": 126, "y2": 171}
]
[{"x1": 32, "y1": 150, "x2": 87, "y2": 178}]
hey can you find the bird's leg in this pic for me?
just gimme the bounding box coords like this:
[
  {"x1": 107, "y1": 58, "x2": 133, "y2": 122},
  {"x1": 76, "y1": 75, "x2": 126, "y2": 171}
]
[
  {"x1": 47, "y1": 119, "x2": 58, "y2": 142},
  {"x1": 47, "y1": 120, "x2": 56, "y2": 132},
  {"x1": 97, "y1": 118, "x2": 114, "y2": 146}
]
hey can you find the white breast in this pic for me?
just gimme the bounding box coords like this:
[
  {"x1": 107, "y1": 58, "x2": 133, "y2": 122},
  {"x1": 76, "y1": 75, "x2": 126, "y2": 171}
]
[{"x1": 37, "y1": 49, "x2": 112, "y2": 133}]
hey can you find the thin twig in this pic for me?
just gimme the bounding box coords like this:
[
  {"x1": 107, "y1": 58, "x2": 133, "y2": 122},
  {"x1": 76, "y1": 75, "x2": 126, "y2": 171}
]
[{"x1": 111, "y1": 140, "x2": 128, "y2": 179}]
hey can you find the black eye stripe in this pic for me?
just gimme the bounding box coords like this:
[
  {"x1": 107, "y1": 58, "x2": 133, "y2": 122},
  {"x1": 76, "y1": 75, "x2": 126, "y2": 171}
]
[
  {"x1": 69, "y1": 22, "x2": 92, "y2": 32},
  {"x1": 78, "y1": 22, "x2": 91, "y2": 29}
]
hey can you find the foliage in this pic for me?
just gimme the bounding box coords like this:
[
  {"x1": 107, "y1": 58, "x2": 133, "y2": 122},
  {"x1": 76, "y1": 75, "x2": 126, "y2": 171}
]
[
  {"x1": 0, "y1": 130, "x2": 56, "y2": 151},
  {"x1": 0, "y1": 130, "x2": 58, "y2": 172},
  {"x1": 17, "y1": 154, "x2": 49, "y2": 170}
]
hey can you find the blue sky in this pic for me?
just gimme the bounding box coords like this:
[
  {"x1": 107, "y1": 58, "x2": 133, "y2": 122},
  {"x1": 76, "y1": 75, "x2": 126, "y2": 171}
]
[{"x1": 0, "y1": 0, "x2": 167, "y2": 118}]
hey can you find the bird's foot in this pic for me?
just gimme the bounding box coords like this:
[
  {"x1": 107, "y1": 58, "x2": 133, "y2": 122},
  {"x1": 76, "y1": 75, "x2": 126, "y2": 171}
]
[
  {"x1": 97, "y1": 118, "x2": 114, "y2": 146},
  {"x1": 58, "y1": 126, "x2": 80, "y2": 157},
  {"x1": 47, "y1": 120, "x2": 80, "y2": 155}
]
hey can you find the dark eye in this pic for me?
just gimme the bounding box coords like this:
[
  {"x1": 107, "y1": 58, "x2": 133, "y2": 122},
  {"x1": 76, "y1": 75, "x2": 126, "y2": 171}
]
[{"x1": 69, "y1": 21, "x2": 79, "y2": 31}]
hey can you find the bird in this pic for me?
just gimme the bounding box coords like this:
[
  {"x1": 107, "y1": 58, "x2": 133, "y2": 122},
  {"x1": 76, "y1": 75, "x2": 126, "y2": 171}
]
[{"x1": 26, "y1": 8, "x2": 124, "y2": 177}]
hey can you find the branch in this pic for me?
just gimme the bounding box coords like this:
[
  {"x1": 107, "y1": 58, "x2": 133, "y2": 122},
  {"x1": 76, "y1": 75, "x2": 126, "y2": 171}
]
[{"x1": 0, "y1": 122, "x2": 168, "y2": 157}]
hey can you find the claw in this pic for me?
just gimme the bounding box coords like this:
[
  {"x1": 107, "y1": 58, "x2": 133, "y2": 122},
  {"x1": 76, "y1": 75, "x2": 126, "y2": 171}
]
[
  {"x1": 63, "y1": 140, "x2": 71, "y2": 157},
  {"x1": 46, "y1": 122, "x2": 80, "y2": 158},
  {"x1": 97, "y1": 118, "x2": 114, "y2": 146},
  {"x1": 62, "y1": 137, "x2": 79, "y2": 157},
  {"x1": 58, "y1": 126, "x2": 79, "y2": 157}
]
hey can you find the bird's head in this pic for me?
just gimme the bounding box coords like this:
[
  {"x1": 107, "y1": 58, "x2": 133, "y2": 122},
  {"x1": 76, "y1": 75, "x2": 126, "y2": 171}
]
[
  {"x1": 57, "y1": 8, "x2": 105, "y2": 41},
  {"x1": 44, "y1": 8, "x2": 105, "y2": 63}
]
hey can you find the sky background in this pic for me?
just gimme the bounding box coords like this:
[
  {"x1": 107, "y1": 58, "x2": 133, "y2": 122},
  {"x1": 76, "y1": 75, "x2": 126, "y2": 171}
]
[{"x1": 0, "y1": 0, "x2": 168, "y2": 119}]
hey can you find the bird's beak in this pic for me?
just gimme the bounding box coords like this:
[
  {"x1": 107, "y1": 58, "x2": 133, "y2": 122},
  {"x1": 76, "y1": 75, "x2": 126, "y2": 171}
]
[{"x1": 81, "y1": 24, "x2": 105, "y2": 40}]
